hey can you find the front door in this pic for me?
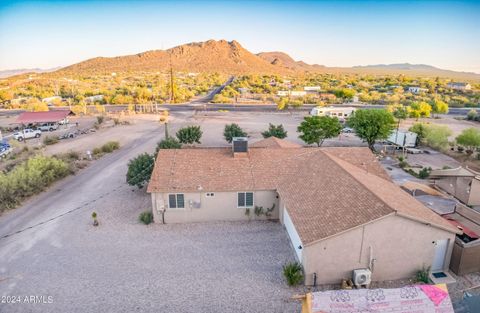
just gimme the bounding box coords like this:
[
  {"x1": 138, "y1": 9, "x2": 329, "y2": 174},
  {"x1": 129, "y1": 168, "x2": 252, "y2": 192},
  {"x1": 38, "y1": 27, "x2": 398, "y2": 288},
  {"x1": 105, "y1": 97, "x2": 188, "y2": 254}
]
[{"x1": 432, "y1": 239, "x2": 449, "y2": 272}]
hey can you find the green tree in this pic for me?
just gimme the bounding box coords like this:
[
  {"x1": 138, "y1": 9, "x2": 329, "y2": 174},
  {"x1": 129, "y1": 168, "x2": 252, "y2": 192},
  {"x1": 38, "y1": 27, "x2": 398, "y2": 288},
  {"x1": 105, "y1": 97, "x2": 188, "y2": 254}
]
[
  {"x1": 297, "y1": 116, "x2": 342, "y2": 147},
  {"x1": 176, "y1": 126, "x2": 202, "y2": 145},
  {"x1": 424, "y1": 125, "x2": 452, "y2": 150},
  {"x1": 409, "y1": 123, "x2": 429, "y2": 142},
  {"x1": 408, "y1": 102, "x2": 432, "y2": 119},
  {"x1": 431, "y1": 99, "x2": 449, "y2": 117},
  {"x1": 456, "y1": 128, "x2": 480, "y2": 154},
  {"x1": 261, "y1": 123, "x2": 288, "y2": 139},
  {"x1": 334, "y1": 88, "x2": 355, "y2": 101},
  {"x1": 348, "y1": 109, "x2": 396, "y2": 151},
  {"x1": 126, "y1": 153, "x2": 155, "y2": 188},
  {"x1": 156, "y1": 137, "x2": 181, "y2": 153},
  {"x1": 224, "y1": 123, "x2": 247, "y2": 143}
]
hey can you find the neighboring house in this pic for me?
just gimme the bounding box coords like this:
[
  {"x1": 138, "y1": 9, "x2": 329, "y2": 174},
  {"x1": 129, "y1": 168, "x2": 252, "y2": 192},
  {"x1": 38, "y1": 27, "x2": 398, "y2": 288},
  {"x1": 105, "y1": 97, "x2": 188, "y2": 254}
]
[
  {"x1": 147, "y1": 137, "x2": 460, "y2": 285},
  {"x1": 447, "y1": 82, "x2": 472, "y2": 91},
  {"x1": 407, "y1": 86, "x2": 429, "y2": 94},
  {"x1": 84, "y1": 95, "x2": 104, "y2": 103},
  {"x1": 430, "y1": 167, "x2": 480, "y2": 206},
  {"x1": 310, "y1": 106, "x2": 356, "y2": 119},
  {"x1": 276, "y1": 90, "x2": 307, "y2": 97},
  {"x1": 304, "y1": 86, "x2": 321, "y2": 93},
  {"x1": 41, "y1": 96, "x2": 62, "y2": 105}
]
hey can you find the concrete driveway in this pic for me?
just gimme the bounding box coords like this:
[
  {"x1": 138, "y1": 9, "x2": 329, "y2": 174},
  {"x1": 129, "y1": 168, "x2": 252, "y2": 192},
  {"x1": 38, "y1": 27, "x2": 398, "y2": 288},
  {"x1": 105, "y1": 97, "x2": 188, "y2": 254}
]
[{"x1": 0, "y1": 112, "x2": 300, "y2": 313}]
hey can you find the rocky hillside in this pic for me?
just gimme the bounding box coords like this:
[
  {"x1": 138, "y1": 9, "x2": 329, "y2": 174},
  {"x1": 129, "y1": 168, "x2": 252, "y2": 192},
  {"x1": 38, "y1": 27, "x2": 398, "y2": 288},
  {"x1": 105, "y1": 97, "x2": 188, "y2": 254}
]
[
  {"x1": 54, "y1": 39, "x2": 480, "y2": 80},
  {"x1": 59, "y1": 40, "x2": 303, "y2": 75}
]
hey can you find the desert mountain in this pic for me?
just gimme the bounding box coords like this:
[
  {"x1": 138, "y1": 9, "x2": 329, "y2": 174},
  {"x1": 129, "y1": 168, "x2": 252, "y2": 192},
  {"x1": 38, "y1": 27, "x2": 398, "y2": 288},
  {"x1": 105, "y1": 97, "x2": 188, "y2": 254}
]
[
  {"x1": 55, "y1": 40, "x2": 479, "y2": 80},
  {"x1": 60, "y1": 40, "x2": 295, "y2": 75},
  {"x1": 0, "y1": 67, "x2": 60, "y2": 79}
]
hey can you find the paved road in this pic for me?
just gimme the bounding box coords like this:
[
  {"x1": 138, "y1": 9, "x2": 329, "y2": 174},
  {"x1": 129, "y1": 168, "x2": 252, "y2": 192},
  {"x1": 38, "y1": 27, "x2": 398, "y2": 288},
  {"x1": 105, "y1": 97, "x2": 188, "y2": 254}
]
[{"x1": 2, "y1": 102, "x2": 477, "y2": 116}]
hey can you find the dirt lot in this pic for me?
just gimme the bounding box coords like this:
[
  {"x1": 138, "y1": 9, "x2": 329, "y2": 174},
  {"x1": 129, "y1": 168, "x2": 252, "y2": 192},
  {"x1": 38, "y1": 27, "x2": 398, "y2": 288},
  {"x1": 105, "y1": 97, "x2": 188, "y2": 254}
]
[{"x1": 401, "y1": 115, "x2": 480, "y2": 139}]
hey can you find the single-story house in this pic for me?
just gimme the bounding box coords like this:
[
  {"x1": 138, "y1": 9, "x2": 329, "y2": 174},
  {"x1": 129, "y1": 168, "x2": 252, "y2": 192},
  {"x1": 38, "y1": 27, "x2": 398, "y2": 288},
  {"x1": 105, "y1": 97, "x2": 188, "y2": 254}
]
[
  {"x1": 147, "y1": 137, "x2": 460, "y2": 285},
  {"x1": 447, "y1": 82, "x2": 472, "y2": 91},
  {"x1": 430, "y1": 167, "x2": 480, "y2": 207},
  {"x1": 407, "y1": 86, "x2": 429, "y2": 94}
]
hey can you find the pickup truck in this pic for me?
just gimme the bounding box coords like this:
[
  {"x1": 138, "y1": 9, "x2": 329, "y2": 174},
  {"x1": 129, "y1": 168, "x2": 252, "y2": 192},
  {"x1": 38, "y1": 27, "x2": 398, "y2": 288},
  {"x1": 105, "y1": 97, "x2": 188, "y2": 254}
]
[
  {"x1": 13, "y1": 129, "x2": 41, "y2": 141},
  {"x1": 38, "y1": 122, "x2": 59, "y2": 132}
]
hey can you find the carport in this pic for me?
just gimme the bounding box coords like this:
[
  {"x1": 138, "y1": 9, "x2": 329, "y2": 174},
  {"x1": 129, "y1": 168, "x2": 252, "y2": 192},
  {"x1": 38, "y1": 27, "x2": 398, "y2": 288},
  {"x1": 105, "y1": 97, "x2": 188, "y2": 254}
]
[{"x1": 15, "y1": 110, "x2": 73, "y2": 126}]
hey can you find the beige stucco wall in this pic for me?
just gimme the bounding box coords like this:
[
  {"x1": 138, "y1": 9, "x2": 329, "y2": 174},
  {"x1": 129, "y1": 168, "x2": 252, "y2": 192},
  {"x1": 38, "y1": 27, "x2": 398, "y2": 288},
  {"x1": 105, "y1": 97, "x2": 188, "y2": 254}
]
[
  {"x1": 151, "y1": 190, "x2": 279, "y2": 223},
  {"x1": 435, "y1": 176, "x2": 479, "y2": 205},
  {"x1": 301, "y1": 214, "x2": 455, "y2": 285}
]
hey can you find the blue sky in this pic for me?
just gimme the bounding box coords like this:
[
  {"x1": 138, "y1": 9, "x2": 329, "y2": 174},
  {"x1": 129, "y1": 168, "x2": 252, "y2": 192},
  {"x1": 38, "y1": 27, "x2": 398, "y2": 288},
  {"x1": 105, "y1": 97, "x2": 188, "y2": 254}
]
[{"x1": 0, "y1": 0, "x2": 479, "y2": 72}]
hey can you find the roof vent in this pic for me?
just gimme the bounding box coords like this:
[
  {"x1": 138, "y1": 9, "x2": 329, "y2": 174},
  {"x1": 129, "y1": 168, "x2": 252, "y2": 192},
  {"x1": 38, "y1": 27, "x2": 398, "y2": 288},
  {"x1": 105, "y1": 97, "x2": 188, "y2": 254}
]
[{"x1": 232, "y1": 137, "x2": 248, "y2": 157}]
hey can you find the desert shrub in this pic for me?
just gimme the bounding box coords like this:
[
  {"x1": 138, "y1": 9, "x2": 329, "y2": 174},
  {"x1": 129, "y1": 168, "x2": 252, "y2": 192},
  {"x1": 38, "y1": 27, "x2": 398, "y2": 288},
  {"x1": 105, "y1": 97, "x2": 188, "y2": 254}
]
[
  {"x1": 96, "y1": 116, "x2": 104, "y2": 124},
  {"x1": 0, "y1": 156, "x2": 69, "y2": 211},
  {"x1": 415, "y1": 265, "x2": 430, "y2": 284},
  {"x1": 424, "y1": 125, "x2": 452, "y2": 150},
  {"x1": 262, "y1": 123, "x2": 288, "y2": 139},
  {"x1": 176, "y1": 126, "x2": 202, "y2": 145},
  {"x1": 223, "y1": 123, "x2": 247, "y2": 143},
  {"x1": 43, "y1": 136, "x2": 59, "y2": 145},
  {"x1": 418, "y1": 167, "x2": 432, "y2": 179},
  {"x1": 113, "y1": 118, "x2": 120, "y2": 125},
  {"x1": 466, "y1": 109, "x2": 478, "y2": 121},
  {"x1": 92, "y1": 147, "x2": 102, "y2": 156},
  {"x1": 283, "y1": 262, "x2": 304, "y2": 286},
  {"x1": 101, "y1": 141, "x2": 120, "y2": 153},
  {"x1": 155, "y1": 137, "x2": 181, "y2": 153},
  {"x1": 138, "y1": 211, "x2": 154, "y2": 225}
]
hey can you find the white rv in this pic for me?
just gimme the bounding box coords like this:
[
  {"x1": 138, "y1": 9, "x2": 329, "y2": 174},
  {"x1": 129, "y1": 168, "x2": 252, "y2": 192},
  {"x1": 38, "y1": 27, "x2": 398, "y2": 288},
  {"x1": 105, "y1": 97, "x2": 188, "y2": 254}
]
[{"x1": 310, "y1": 106, "x2": 356, "y2": 119}]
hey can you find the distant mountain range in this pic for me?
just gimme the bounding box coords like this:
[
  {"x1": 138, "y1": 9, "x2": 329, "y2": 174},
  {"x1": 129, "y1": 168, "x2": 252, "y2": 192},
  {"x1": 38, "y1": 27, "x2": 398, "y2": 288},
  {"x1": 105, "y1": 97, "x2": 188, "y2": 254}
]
[
  {"x1": 4, "y1": 40, "x2": 479, "y2": 81},
  {"x1": 0, "y1": 67, "x2": 60, "y2": 79}
]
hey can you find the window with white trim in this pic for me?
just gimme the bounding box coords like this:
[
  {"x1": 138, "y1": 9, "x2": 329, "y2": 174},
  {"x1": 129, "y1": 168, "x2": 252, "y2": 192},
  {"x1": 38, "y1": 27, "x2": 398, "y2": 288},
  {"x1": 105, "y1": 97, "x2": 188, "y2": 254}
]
[
  {"x1": 168, "y1": 194, "x2": 185, "y2": 209},
  {"x1": 237, "y1": 192, "x2": 254, "y2": 208}
]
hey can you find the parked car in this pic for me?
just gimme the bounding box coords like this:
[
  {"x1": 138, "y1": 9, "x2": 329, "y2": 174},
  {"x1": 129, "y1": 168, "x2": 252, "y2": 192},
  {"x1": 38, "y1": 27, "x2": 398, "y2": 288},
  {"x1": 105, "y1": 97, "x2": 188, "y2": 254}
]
[
  {"x1": 0, "y1": 143, "x2": 12, "y2": 159},
  {"x1": 58, "y1": 118, "x2": 69, "y2": 125},
  {"x1": 342, "y1": 127, "x2": 354, "y2": 133},
  {"x1": 38, "y1": 122, "x2": 59, "y2": 132},
  {"x1": 13, "y1": 129, "x2": 41, "y2": 141}
]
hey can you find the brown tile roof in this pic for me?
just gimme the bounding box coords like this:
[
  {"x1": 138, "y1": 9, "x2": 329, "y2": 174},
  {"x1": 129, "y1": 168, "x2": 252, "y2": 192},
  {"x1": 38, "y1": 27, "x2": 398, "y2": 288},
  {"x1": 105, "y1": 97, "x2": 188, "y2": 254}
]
[
  {"x1": 250, "y1": 137, "x2": 302, "y2": 148},
  {"x1": 148, "y1": 138, "x2": 459, "y2": 243}
]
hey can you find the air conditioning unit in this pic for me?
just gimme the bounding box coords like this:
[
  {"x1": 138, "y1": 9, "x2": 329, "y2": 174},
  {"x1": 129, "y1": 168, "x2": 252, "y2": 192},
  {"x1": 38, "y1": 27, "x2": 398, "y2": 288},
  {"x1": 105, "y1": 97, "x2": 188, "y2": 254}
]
[{"x1": 353, "y1": 268, "x2": 372, "y2": 287}]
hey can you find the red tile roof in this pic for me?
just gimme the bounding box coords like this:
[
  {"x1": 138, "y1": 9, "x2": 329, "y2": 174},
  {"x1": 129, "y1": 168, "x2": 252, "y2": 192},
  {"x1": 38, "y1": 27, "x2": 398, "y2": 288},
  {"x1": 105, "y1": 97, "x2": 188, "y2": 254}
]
[{"x1": 16, "y1": 110, "x2": 72, "y2": 124}]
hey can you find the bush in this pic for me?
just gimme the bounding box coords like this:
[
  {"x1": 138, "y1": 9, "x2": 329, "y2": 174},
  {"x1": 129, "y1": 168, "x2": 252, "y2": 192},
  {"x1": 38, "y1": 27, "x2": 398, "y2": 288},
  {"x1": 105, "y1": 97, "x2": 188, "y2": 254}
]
[
  {"x1": 0, "y1": 156, "x2": 70, "y2": 212},
  {"x1": 96, "y1": 116, "x2": 104, "y2": 124},
  {"x1": 415, "y1": 265, "x2": 430, "y2": 284},
  {"x1": 138, "y1": 211, "x2": 154, "y2": 225},
  {"x1": 176, "y1": 126, "x2": 202, "y2": 145},
  {"x1": 43, "y1": 136, "x2": 59, "y2": 145},
  {"x1": 283, "y1": 262, "x2": 304, "y2": 286},
  {"x1": 126, "y1": 153, "x2": 155, "y2": 188},
  {"x1": 418, "y1": 167, "x2": 431, "y2": 179},
  {"x1": 262, "y1": 123, "x2": 288, "y2": 139},
  {"x1": 466, "y1": 109, "x2": 478, "y2": 121},
  {"x1": 224, "y1": 123, "x2": 247, "y2": 143},
  {"x1": 156, "y1": 137, "x2": 181, "y2": 153},
  {"x1": 101, "y1": 141, "x2": 120, "y2": 153}
]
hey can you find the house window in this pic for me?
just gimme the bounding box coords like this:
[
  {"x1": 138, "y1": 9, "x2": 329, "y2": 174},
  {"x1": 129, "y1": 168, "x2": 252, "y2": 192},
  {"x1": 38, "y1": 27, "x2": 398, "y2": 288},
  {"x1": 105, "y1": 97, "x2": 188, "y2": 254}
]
[
  {"x1": 168, "y1": 194, "x2": 185, "y2": 209},
  {"x1": 237, "y1": 192, "x2": 254, "y2": 208}
]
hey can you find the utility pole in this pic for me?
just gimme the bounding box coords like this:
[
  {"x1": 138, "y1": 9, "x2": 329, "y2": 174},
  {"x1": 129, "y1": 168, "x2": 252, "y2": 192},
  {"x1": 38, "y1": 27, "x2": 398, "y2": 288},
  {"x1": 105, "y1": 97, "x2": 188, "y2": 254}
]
[{"x1": 169, "y1": 54, "x2": 175, "y2": 103}]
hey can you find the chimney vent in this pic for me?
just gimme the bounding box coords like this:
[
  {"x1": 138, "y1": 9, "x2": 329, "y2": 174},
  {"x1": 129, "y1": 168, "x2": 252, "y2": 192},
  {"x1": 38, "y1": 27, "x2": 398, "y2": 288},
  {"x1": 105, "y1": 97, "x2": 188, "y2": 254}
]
[{"x1": 232, "y1": 137, "x2": 248, "y2": 157}]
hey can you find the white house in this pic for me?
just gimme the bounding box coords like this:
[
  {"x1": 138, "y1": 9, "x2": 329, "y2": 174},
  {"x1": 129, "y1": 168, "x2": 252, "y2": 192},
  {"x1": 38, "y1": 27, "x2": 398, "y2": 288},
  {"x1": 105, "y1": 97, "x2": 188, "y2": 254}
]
[
  {"x1": 447, "y1": 82, "x2": 472, "y2": 91},
  {"x1": 310, "y1": 106, "x2": 357, "y2": 119},
  {"x1": 407, "y1": 86, "x2": 429, "y2": 94},
  {"x1": 277, "y1": 90, "x2": 307, "y2": 97}
]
